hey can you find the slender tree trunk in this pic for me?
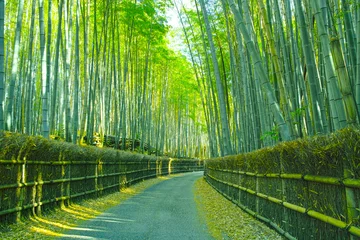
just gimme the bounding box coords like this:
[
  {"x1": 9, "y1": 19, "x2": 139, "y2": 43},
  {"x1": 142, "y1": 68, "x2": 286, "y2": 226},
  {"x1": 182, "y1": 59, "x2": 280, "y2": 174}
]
[
  {"x1": 198, "y1": 0, "x2": 233, "y2": 156},
  {"x1": 227, "y1": 0, "x2": 291, "y2": 141},
  {"x1": 79, "y1": 0, "x2": 89, "y2": 143},
  {"x1": 331, "y1": 37, "x2": 359, "y2": 125},
  {"x1": 341, "y1": 0, "x2": 356, "y2": 86},
  {"x1": 356, "y1": 0, "x2": 360, "y2": 115},
  {"x1": 310, "y1": 1, "x2": 346, "y2": 130},
  {"x1": 294, "y1": 0, "x2": 325, "y2": 134},
  {"x1": 0, "y1": 0, "x2": 4, "y2": 130},
  {"x1": 6, "y1": 0, "x2": 24, "y2": 131},
  {"x1": 46, "y1": 0, "x2": 52, "y2": 112},
  {"x1": 72, "y1": 0, "x2": 80, "y2": 144},
  {"x1": 39, "y1": 0, "x2": 49, "y2": 138},
  {"x1": 50, "y1": 0, "x2": 63, "y2": 134},
  {"x1": 64, "y1": 0, "x2": 73, "y2": 142}
]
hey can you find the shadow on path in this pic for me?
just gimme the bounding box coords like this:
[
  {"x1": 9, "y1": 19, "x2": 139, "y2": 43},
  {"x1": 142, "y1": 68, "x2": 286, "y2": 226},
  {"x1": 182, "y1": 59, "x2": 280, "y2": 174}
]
[{"x1": 60, "y1": 172, "x2": 213, "y2": 240}]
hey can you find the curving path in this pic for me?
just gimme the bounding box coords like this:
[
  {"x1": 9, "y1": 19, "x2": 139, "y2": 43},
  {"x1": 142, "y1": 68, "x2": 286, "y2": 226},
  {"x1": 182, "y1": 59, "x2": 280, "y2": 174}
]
[{"x1": 60, "y1": 172, "x2": 213, "y2": 240}]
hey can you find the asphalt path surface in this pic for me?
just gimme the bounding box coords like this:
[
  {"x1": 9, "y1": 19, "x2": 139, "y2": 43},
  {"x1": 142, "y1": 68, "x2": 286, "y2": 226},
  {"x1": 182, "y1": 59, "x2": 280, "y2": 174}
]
[{"x1": 60, "y1": 172, "x2": 213, "y2": 240}]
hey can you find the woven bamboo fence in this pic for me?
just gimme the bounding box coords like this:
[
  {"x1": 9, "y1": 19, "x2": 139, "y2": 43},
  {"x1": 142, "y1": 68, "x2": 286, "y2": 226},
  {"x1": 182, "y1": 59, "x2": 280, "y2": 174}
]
[
  {"x1": 204, "y1": 128, "x2": 360, "y2": 240},
  {"x1": 0, "y1": 132, "x2": 203, "y2": 223}
]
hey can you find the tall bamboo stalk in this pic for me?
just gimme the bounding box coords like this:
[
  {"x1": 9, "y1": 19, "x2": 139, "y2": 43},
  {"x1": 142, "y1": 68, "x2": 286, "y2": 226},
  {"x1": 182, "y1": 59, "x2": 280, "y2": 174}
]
[
  {"x1": 6, "y1": 0, "x2": 24, "y2": 131},
  {"x1": 227, "y1": 0, "x2": 291, "y2": 141},
  {"x1": 39, "y1": 0, "x2": 49, "y2": 138},
  {"x1": 0, "y1": 0, "x2": 4, "y2": 130},
  {"x1": 198, "y1": 0, "x2": 233, "y2": 156},
  {"x1": 330, "y1": 37, "x2": 359, "y2": 125}
]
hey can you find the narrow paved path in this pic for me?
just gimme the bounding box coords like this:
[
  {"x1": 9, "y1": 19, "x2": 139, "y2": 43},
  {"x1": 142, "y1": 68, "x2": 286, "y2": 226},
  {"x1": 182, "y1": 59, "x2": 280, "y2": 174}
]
[{"x1": 60, "y1": 172, "x2": 213, "y2": 240}]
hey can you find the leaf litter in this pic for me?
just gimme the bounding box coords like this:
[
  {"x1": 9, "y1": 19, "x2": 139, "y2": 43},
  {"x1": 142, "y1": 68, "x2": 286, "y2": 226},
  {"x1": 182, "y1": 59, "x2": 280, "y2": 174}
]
[{"x1": 194, "y1": 177, "x2": 283, "y2": 240}]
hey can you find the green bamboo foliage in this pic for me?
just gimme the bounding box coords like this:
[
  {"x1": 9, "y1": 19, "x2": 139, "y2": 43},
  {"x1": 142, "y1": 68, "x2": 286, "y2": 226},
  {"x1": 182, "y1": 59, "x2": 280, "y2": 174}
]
[{"x1": 2, "y1": 0, "x2": 360, "y2": 158}]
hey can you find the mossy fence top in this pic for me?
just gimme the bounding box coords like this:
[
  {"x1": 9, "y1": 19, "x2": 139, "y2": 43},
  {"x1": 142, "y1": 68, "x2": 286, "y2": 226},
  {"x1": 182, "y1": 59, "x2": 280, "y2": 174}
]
[
  {"x1": 205, "y1": 128, "x2": 360, "y2": 240},
  {"x1": 0, "y1": 131, "x2": 162, "y2": 163},
  {"x1": 0, "y1": 131, "x2": 203, "y2": 223}
]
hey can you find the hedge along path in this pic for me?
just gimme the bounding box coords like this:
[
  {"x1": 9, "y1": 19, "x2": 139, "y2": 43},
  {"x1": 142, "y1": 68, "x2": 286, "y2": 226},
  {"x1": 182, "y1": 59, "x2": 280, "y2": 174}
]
[
  {"x1": 0, "y1": 131, "x2": 203, "y2": 223},
  {"x1": 204, "y1": 127, "x2": 360, "y2": 240},
  {"x1": 0, "y1": 175, "x2": 175, "y2": 240}
]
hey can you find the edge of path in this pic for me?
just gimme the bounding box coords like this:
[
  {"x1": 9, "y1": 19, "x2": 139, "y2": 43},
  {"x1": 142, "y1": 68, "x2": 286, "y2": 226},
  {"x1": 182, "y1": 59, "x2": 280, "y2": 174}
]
[
  {"x1": 0, "y1": 174, "x2": 182, "y2": 240},
  {"x1": 194, "y1": 177, "x2": 284, "y2": 240}
]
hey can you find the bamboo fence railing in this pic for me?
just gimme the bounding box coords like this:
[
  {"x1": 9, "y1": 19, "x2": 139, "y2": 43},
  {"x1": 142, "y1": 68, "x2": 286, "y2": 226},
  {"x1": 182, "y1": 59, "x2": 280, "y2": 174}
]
[
  {"x1": 0, "y1": 157, "x2": 203, "y2": 222},
  {"x1": 204, "y1": 128, "x2": 360, "y2": 240},
  {"x1": 0, "y1": 132, "x2": 203, "y2": 223}
]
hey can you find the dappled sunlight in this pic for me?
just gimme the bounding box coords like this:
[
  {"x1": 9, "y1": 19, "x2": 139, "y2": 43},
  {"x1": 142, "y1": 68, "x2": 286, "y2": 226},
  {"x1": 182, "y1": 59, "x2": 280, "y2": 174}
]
[
  {"x1": 96, "y1": 216, "x2": 135, "y2": 222},
  {"x1": 32, "y1": 215, "x2": 76, "y2": 230},
  {"x1": 90, "y1": 218, "x2": 134, "y2": 224},
  {"x1": 61, "y1": 207, "x2": 95, "y2": 220},
  {"x1": 67, "y1": 204, "x2": 102, "y2": 216},
  {"x1": 158, "y1": 176, "x2": 171, "y2": 180},
  {"x1": 120, "y1": 188, "x2": 136, "y2": 195},
  {"x1": 58, "y1": 234, "x2": 98, "y2": 239},
  {"x1": 30, "y1": 226, "x2": 63, "y2": 237}
]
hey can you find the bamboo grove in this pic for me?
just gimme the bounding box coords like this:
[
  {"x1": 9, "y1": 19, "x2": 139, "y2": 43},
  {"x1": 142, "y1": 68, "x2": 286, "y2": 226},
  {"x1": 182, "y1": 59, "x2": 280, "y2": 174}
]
[
  {"x1": 175, "y1": 0, "x2": 360, "y2": 157},
  {"x1": 0, "y1": 0, "x2": 208, "y2": 158},
  {"x1": 0, "y1": 0, "x2": 360, "y2": 159}
]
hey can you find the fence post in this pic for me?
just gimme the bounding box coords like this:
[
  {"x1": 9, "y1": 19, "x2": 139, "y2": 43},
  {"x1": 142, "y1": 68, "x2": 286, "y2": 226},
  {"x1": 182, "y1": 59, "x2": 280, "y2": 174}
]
[
  {"x1": 343, "y1": 142, "x2": 358, "y2": 240},
  {"x1": 255, "y1": 174, "x2": 259, "y2": 214},
  {"x1": 238, "y1": 168, "x2": 242, "y2": 204},
  {"x1": 36, "y1": 167, "x2": 42, "y2": 216},
  {"x1": 95, "y1": 160, "x2": 98, "y2": 196},
  {"x1": 280, "y1": 150, "x2": 289, "y2": 233},
  {"x1": 15, "y1": 160, "x2": 25, "y2": 221},
  {"x1": 168, "y1": 158, "x2": 173, "y2": 174},
  {"x1": 60, "y1": 162, "x2": 65, "y2": 208},
  {"x1": 344, "y1": 168, "x2": 357, "y2": 240},
  {"x1": 66, "y1": 161, "x2": 71, "y2": 205}
]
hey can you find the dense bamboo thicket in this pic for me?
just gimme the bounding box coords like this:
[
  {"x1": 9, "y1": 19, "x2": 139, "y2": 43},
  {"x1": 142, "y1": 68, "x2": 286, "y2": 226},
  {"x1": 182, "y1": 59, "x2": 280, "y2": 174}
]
[
  {"x1": 0, "y1": 131, "x2": 203, "y2": 223},
  {"x1": 175, "y1": 0, "x2": 360, "y2": 157},
  {"x1": 205, "y1": 128, "x2": 360, "y2": 239},
  {"x1": 0, "y1": 0, "x2": 208, "y2": 158},
  {"x1": 0, "y1": 0, "x2": 359, "y2": 158}
]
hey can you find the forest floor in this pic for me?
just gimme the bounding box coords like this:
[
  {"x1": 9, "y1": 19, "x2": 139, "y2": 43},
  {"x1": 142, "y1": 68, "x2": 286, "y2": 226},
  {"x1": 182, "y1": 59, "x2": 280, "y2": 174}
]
[{"x1": 194, "y1": 177, "x2": 283, "y2": 240}]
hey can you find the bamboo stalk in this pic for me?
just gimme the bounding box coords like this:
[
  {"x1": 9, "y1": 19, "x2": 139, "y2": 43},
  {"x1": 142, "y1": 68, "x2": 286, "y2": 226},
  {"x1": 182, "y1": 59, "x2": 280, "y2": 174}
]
[
  {"x1": 330, "y1": 37, "x2": 359, "y2": 124},
  {"x1": 344, "y1": 167, "x2": 358, "y2": 240}
]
